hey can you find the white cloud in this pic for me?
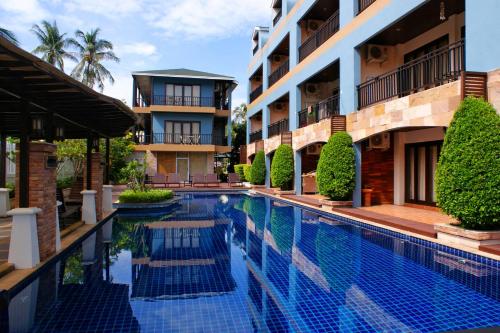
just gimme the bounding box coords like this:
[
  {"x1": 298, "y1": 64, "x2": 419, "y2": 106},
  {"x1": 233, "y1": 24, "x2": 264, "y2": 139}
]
[
  {"x1": 63, "y1": 0, "x2": 142, "y2": 18},
  {"x1": 103, "y1": 72, "x2": 133, "y2": 105},
  {"x1": 145, "y1": 0, "x2": 270, "y2": 39},
  {"x1": 0, "y1": 0, "x2": 49, "y2": 31},
  {"x1": 116, "y1": 42, "x2": 157, "y2": 56}
]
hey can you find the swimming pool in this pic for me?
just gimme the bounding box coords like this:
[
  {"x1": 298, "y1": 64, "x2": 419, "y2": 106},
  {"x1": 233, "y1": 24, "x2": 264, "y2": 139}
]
[{"x1": 2, "y1": 193, "x2": 500, "y2": 332}]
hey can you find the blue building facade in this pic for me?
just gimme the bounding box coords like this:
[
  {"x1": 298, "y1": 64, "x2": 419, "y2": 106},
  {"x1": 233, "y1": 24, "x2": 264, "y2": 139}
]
[
  {"x1": 132, "y1": 69, "x2": 237, "y2": 180},
  {"x1": 245, "y1": 0, "x2": 500, "y2": 207}
]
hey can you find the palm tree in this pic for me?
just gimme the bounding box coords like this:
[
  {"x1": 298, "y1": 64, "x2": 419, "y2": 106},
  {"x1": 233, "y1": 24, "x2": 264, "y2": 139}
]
[
  {"x1": 69, "y1": 28, "x2": 119, "y2": 91},
  {"x1": 31, "y1": 20, "x2": 75, "y2": 70},
  {"x1": 0, "y1": 27, "x2": 18, "y2": 45},
  {"x1": 233, "y1": 103, "x2": 247, "y2": 124}
]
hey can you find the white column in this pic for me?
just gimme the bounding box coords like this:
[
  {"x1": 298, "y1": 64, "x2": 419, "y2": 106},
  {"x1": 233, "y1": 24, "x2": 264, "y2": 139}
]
[
  {"x1": 55, "y1": 201, "x2": 62, "y2": 251},
  {"x1": 81, "y1": 190, "x2": 97, "y2": 224},
  {"x1": 0, "y1": 188, "x2": 10, "y2": 217},
  {"x1": 8, "y1": 208, "x2": 41, "y2": 269},
  {"x1": 102, "y1": 185, "x2": 113, "y2": 214}
]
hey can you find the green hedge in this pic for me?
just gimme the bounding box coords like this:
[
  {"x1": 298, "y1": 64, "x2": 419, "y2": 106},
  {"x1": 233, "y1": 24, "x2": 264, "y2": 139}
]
[
  {"x1": 271, "y1": 144, "x2": 294, "y2": 190},
  {"x1": 316, "y1": 132, "x2": 356, "y2": 200},
  {"x1": 234, "y1": 164, "x2": 247, "y2": 181},
  {"x1": 119, "y1": 189, "x2": 174, "y2": 203},
  {"x1": 243, "y1": 165, "x2": 252, "y2": 182},
  {"x1": 436, "y1": 97, "x2": 500, "y2": 230},
  {"x1": 250, "y1": 151, "x2": 266, "y2": 185},
  {"x1": 57, "y1": 176, "x2": 74, "y2": 189}
]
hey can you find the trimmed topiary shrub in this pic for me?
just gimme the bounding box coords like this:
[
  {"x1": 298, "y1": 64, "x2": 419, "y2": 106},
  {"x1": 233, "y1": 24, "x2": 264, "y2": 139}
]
[
  {"x1": 435, "y1": 97, "x2": 500, "y2": 230},
  {"x1": 271, "y1": 144, "x2": 294, "y2": 190},
  {"x1": 243, "y1": 165, "x2": 252, "y2": 182},
  {"x1": 118, "y1": 189, "x2": 173, "y2": 203},
  {"x1": 234, "y1": 164, "x2": 247, "y2": 181},
  {"x1": 316, "y1": 132, "x2": 356, "y2": 200},
  {"x1": 250, "y1": 150, "x2": 266, "y2": 185}
]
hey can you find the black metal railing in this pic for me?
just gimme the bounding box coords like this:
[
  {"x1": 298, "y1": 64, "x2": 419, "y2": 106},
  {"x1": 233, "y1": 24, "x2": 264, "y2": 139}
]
[
  {"x1": 358, "y1": 0, "x2": 376, "y2": 14},
  {"x1": 135, "y1": 133, "x2": 226, "y2": 146},
  {"x1": 134, "y1": 96, "x2": 229, "y2": 110},
  {"x1": 250, "y1": 85, "x2": 263, "y2": 103},
  {"x1": 268, "y1": 119, "x2": 289, "y2": 138},
  {"x1": 273, "y1": 8, "x2": 282, "y2": 27},
  {"x1": 268, "y1": 59, "x2": 289, "y2": 87},
  {"x1": 253, "y1": 45, "x2": 259, "y2": 55},
  {"x1": 298, "y1": 94, "x2": 340, "y2": 128},
  {"x1": 249, "y1": 130, "x2": 262, "y2": 143},
  {"x1": 299, "y1": 10, "x2": 339, "y2": 62},
  {"x1": 357, "y1": 40, "x2": 465, "y2": 109}
]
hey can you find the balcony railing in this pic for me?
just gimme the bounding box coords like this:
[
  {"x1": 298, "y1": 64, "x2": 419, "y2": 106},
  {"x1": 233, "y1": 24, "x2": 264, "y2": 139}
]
[
  {"x1": 268, "y1": 59, "x2": 289, "y2": 87},
  {"x1": 299, "y1": 10, "x2": 339, "y2": 62},
  {"x1": 249, "y1": 130, "x2": 263, "y2": 143},
  {"x1": 273, "y1": 8, "x2": 282, "y2": 27},
  {"x1": 135, "y1": 133, "x2": 226, "y2": 146},
  {"x1": 268, "y1": 119, "x2": 289, "y2": 138},
  {"x1": 249, "y1": 85, "x2": 263, "y2": 103},
  {"x1": 134, "y1": 96, "x2": 229, "y2": 110},
  {"x1": 298, "y1": 94, "x2": 340, "y2": 128},
  {"x1": 358, "y1": 0, "x2": 376, "y2": 14},
  {"x1": 357, "y1": 40, "x2": 465, "y2": 109}
]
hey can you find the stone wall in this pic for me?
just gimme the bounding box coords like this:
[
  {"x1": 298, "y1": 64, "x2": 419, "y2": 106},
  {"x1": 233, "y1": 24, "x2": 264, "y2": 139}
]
[
  {"x1": 15, "y1": 142, "x2": 57, "y2": 261},
  {"x1": 292, "y1": 117, "x2": 330, "y2": 151}
]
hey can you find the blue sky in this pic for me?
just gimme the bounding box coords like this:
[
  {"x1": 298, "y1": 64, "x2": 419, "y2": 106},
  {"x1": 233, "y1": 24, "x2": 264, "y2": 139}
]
[{"x1": 0, "y1": 0, "x2": 273, "y2": 108}]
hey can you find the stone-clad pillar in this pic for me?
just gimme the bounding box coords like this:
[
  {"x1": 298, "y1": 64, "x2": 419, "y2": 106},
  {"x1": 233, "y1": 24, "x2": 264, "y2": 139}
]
[{"x1": 84, "y1": 152, "x2": 103, "y2": 220}]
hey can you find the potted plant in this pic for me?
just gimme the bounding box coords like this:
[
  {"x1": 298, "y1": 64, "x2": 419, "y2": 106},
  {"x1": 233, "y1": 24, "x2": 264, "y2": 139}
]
[
  {"x1": 271, "y1": 144, "x2": 295, "y2": 196},
  {"x1": 434, "y1": 97, "x2": 500, "y2": 248},
  {"x1": 250, "y1": 150, "x2": 266, "y2": 188},
  {"x1": 316, "y1": 132, "x2": 356, "y2": 209}
]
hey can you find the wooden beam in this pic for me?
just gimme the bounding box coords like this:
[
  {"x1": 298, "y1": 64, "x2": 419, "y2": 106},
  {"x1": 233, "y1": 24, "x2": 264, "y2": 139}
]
[{"x1": 19, "y1": 102, "x2": 30, "y2": 207}]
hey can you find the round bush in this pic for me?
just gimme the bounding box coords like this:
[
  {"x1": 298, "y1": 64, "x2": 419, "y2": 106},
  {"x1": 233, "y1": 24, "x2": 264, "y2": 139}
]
[
  {"x1": 435, "y1": 97, "x2": 500, "y2": 230},
  {"x1": 271, "y1": 144, "x2": 294, "y2": 190},
  {"x1": 234, "y1": 164, "x2": 247, "y2": 181},
  {"x1": 250, "y1": 150, "x2": 266, "y2": 185},
  {"x1": 243, "y1": 165, "x2": 252, "y2": 182},
  {"x1": 316, "y1": 132, "x2": 356, "y2": 200}
]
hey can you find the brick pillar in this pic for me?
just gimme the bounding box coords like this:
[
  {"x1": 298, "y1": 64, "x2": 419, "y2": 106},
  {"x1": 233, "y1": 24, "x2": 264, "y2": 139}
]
[
  {"x1": 15, "y1": 142, "x2": 57, "y2": 261},
  {"x1": 84, "y1": 152, "x2": 103, "y2": 220}
]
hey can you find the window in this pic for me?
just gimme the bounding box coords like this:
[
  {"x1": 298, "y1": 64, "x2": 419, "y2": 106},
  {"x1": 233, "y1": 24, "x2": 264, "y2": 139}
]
[
  {"x1": 165, "y1": 84, "x2": 202, "y2": 106},
  {"x1": 164, "y1": 121, "x2": 202, "y2": 144}
]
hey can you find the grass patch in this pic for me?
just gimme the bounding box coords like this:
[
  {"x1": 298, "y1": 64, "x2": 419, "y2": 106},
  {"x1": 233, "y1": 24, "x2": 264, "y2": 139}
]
[{"x1": 118, "y1": 189, "x2": 174, "y2": 203}]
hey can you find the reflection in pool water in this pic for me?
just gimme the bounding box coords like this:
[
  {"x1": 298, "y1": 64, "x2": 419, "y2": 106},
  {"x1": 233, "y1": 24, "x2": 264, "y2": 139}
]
[{"x1": 3, "y1": 193, "x2": 500, "y2": 332}]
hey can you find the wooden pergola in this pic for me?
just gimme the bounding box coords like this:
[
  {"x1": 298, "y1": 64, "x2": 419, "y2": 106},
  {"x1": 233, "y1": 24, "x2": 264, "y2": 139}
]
[{"x1": 0, "y1": 36, "x2": 137, "y2": 207}]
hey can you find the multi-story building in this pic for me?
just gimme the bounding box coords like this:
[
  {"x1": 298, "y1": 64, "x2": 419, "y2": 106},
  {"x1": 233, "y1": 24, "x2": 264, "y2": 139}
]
[
  {"x1": 245, "y1": 0, "x2": 500, "y2": 207},
  {"x1": 132, "y1": 69, "x2": 237, "y2": 180}
]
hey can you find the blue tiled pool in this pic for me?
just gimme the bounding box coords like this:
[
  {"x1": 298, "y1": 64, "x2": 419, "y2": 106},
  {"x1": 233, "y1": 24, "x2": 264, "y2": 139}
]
[{"x1": 3, "y1": 193, "x2": 500, "y2": 332}]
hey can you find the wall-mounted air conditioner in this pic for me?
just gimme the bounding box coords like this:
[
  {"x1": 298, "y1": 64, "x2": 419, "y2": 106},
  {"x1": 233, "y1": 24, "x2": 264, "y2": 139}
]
[
  {"x1": 368, "y1": 133, "x2": 390, "y2": 150},
  {"x1": 366, "y1": 44, "x2": 388, "y2": 64},
  {"x1": 305, "y1": 83, "x2": 320, "y2": 96},
  {"x1": 306, "y1": 143, "x2": 323, "y2": 155}
]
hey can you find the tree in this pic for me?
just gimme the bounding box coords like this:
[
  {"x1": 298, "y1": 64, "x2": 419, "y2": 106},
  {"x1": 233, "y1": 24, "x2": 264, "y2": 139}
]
[
  {"x1": 31, "y1": 20, "x2": 75, "y2": 70},
  {"x1": 69, "y1": 28, "x2": 119, "y2": 91},
  {"x1": 229, "y1": 121, "x2": 246, "y2": 172},
  {"x1": 435, "y1": 97, "x2": 500, "y2": 230},
  {"x1": 233, "y1": 103, "x2": 247, "y2": 125},
  {"x1": 250, "y1": 150, "x2": 266, "y2": 185},
  {"x1": 100, "y1": 135, "x2": 135, "y2": 183},
  {"x1": 271, "y1": 144, "x2": 294, "y2": 190},
  {"x1": 316, "y1": 132, "x2": 356, "y2": 200},
  {"x1": 56, "y1": 139, "x2": 87, "y2": 177},
  {"x1": 0, "y1": 27, "x2": 18, "y2": 45}
]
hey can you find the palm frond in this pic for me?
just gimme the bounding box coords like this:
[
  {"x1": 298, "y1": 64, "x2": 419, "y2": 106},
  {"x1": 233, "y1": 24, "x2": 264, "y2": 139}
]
[{"x1": 0, "y1": 27, "x2": 19, "y2": 45}]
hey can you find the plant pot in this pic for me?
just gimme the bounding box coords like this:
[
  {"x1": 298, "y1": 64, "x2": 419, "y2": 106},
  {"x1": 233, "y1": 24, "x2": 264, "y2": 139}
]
[
  {"x1": 362, "y1": 189, "x2": 373, "y2": 207},
  {"x1": 435, "y1": 223, "x2": 500, "y2": 250},
  {"x1": 320, "y1": 199, "x2": 353, "y2": 210}
]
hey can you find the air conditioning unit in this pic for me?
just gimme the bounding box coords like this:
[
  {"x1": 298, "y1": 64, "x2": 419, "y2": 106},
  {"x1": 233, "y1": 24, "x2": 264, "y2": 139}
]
[
  {"x1": 255, "y1": 76, "x2": 262, "y2": 82},
  {"x1": 307, "y1": 20, "x2": 322, "y2": 33},
  {"x1": 275, "y1": 102, "x2": 285, "y2": 111},
  {"x1": 306, "y1": 143, "x2": 323, "y2": 155},
  {"x1": 305, "y1": 83, "x2": 320, "y2": 96},
  {"x1": 272, "y1": 54, "x2": 282, "y2": 62},
  {"x1": 366, "y1": 44, "x2": 388, "y2": 63},
  {"x1": 368, "y1": 133, "x2": 390, "y2": 150}
]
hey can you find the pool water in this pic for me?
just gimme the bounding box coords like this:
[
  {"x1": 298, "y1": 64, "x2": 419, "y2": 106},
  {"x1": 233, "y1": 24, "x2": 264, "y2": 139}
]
[{"x1": 3, "y1": 193, "x2": 500, "y2": 332}]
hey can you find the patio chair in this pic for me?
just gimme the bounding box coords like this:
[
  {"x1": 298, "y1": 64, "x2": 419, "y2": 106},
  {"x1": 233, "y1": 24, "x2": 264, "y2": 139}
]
[
  {"x1": 228, "y1": 173, "x2": 243, "y2": 187},
  {"x1": 150, "y1": 174, "x2": 167, "y2": 188},
  {"x1": 166, "y1": 173, "x2": 183, "y2": 187},
  {"x1": 192, "y1": 174, "x2": 206, "y2": 187},
  {"x1": 206, "y1": 174, "x2": 220, "y2": 187}
]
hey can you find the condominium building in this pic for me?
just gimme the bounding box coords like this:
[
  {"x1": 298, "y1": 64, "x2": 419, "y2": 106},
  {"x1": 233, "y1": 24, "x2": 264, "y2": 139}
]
[
  {"x1": 132, "y1": 69, "x2": 237, "y2": 179},
  {"x1": 245, "y1": 0, "x2": 500, "y2": 207}
]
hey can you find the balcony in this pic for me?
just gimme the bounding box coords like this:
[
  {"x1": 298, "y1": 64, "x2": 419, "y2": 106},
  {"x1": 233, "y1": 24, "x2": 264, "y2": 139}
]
[
  {"x1": 358, "y1": 40, "x2": 465, "y2": 109},
  {"x1": 135, "y1": 133, "x2": 226, "y2": 146},
  {"x1": 250, "y1": 85, "x2": 263, "y2": 103},
  {"x1": 249, "y1": 130, "x2": 263, "y2": 143},
  {"x1": 298, "y1": 94, "x2": 339, "y2": 128},
  {"x1": 135, "y1": 96, "x2": 229, "y2": 110},
  {"x1": 268, "y1": 118, "x2": 289, "y2": 138},
  {"x1": 298, "y1": 10, "x2": 339, "y2": 62},
  {"x1": 357, "y1": 0, "x2": 376, "y2": 14},
  {"x1": 268, "y1": 59, "x2": 289, "y2": 87},
  {"x1": 273, "y1": 8, "x2": 282, "y2": 27}
]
